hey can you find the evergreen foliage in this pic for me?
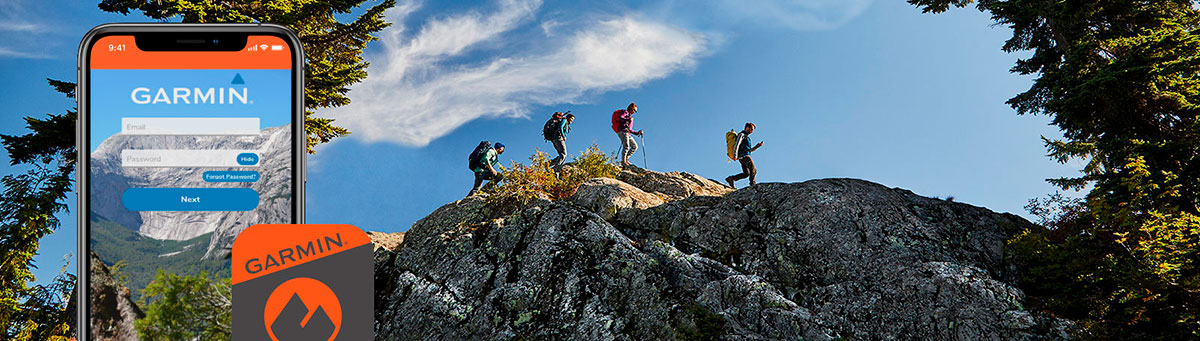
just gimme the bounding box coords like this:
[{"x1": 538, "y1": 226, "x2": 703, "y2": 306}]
[
  {"x1": 133, "y1": 270, "x2": 231, "y2": 341},
  {"x1": 0, "y1": 80, "x2": 77, "y2": 339},
  {"x1": 911, "y1": 0, "x2": 1200, "y2": 337}
]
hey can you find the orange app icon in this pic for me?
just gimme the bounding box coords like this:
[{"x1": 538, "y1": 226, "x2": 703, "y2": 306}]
[{"x1": 232, "y1": 224, "x2": 373, "y2": 340}]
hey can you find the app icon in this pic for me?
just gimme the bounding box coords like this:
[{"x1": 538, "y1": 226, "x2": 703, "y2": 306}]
[{"x1": 232, "y1": 225, "x2": 373, "y2": 341}]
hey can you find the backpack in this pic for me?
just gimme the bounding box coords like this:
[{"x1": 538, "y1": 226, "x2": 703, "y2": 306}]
[
  {"x1": 469, "y1": 141, "x2": 492, "y2": 170},
  {"x1": 542, "y1": 112, "x2": 564, "y2": 141},
  {"x1": 611, "y1": 110, "x2": 625, "y2": 133},
  {"x1": 725, "y1": 130, "x2": 739, "y2": 161}
]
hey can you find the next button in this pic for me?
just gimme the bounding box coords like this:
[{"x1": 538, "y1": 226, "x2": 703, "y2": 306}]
[{"x1": 122, "y1": 188, "x2": 260, "y2": 211}]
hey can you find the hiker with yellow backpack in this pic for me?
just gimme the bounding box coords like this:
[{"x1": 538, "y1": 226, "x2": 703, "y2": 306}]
[{"x1": 725, "y1": 122, "x2": 764, "y2": 189}]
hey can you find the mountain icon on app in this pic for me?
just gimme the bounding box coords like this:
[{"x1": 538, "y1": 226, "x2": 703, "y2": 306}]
[
  {"x1": 232, "y1": 73, "x2": 245, "y2": 84},
  {"x1": 270, "y1": 293, "x2": 336, "y2": 341},
  {"x1": 262, "y1": 277, "x2": 342, "y2": 341}
]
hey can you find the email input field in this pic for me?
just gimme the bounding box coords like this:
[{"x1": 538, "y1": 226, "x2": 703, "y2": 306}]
[
  {"x1": 121, "y1": 117, "x2": 260, "y2": 135},
  {"x1": 121, "y1": 149, "x2": 260, "y2": 168}
]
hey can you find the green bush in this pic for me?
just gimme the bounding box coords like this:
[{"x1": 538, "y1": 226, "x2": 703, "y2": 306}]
[
  {"x1": 134, "y1": 270, "x2": 231, "y2": 341},
  {"x1": 485, "y1": 144, "x2": 619, "y2": 205}
]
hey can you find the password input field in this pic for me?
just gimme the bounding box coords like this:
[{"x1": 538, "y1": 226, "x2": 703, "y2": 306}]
[
  {"x1": 121, "y1": 149, "x2": 260, "y2": 168},
  {"x1": 121, "y1": 117, "x2": 260, "y2": 135}
]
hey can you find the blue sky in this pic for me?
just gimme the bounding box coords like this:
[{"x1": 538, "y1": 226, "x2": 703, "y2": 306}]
[{"x1": 0, "y1": 0, "x2": 1081, "y2": 285}]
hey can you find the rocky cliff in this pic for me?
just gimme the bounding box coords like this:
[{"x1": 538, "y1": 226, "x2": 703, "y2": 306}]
[
  {"x1": 372, "y1": 168, "x2": 1079, "y2": 340},
  {"x1": 88, "y1": 252, "x2": 143, "y2": 341}
]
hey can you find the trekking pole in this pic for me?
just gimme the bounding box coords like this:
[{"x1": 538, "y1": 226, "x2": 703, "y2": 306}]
[{"x1": 640, "y1": 133, "x2": 648, "y2": 169}]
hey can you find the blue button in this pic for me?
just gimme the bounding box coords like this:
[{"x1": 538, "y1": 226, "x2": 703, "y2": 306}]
[
  {"x1": 237, "y1": 153, "x2": 259, "y2": 166},
  {"x1": 203, "y1": 171, "x2": 260, "y2": 182},
  {"x1": 122, "y1": 188, "x2": 259, "y2": 211}
]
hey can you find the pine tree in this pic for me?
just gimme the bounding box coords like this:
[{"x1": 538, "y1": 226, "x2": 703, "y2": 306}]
[
  {"x1": 910, "y1": 0, "x2": 1200, "y2": 337},
  {"x1": 0, "y1": 80, "x2": 77, "y2": 339}
]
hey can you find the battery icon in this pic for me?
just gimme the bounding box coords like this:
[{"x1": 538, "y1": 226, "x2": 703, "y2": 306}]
[{"x1": 270, "y1": 45, "x2": 284, "y2": 51}]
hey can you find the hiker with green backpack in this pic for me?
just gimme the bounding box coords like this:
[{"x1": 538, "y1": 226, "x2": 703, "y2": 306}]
[
  {"x1": 543, "y1": 111, "x2": 574, "y2": 172},
  {"x1": 725, "y1": 122, "x2": 764, "y2": 189},
  {"x1": 467, "y1": 141, "x2": 506, "y2": 197}
]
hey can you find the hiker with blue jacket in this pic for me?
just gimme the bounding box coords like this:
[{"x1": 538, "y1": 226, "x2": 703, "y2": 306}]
[
  {"x1": 726, "y1": 122, "x2": 764, "y2": 189},
  {"x1": 543, "y1": 112, "x2": 575, "y2": 172},
  {"x1": 467, "y1": 142, "x2": 506, "y2": 197}
]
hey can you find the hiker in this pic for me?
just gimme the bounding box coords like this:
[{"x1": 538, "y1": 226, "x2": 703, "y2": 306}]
[
  {"x1": 725, "y1": 122, "x2": 764, "y2": 189},
  {"x1": 611, "y1": 102, "x2": 643, "y2": 167},
  {"x1": 543, "y1": 111, "x2": 574, "y2": 171},
  {"x1": 467, "y1": 141, "x2": 506, "y2": 197}
]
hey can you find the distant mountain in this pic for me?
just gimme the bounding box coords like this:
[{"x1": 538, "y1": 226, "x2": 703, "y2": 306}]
[
  {"x1": 89, "y1": 124, "x2": 292, "y2": 258},
  {"x1": 89, "y1": 215, "x2": 229, "y2": 300}
]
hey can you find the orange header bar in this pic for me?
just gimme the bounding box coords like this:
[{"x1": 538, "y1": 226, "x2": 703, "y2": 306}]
[
  {"x1": 90, "y1": 35, "x2": 292, "y2": 69},
  {"x1": 231, "y1": 224, "x2": 371, "y2": 285}
]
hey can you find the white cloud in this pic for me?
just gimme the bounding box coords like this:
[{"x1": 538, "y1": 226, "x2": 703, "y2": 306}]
[
  {"x1": 0, "y1": 0, "x2": 52, "y2": 59},
  {"x1": 713, "y1": 0, "x2": 874, "y2": 30},
  {"x1": 0, "y1": 22, "x2": 42, "y2": 32},
  {"x1": 0, "y1": 1, "x2": 45, "y2": 33},
  {"x1": 646, "y1": 0, "x2": 873, "y2": 32},
  {"x1": 0, "y1": 46, "x2": 47, "y2": 59},
  {"x1": 328, "y1": 0, "x2": 707, "y2": 146}
]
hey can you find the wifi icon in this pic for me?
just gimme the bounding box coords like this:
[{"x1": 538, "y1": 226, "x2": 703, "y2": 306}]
[{"x1": 259, "y1": 44, "x2": 269, "y2": 52}]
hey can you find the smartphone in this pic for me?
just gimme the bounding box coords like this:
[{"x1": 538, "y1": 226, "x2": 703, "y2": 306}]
[{"x1": 76, "y1": 24, "x2": 304, "y2": 340}]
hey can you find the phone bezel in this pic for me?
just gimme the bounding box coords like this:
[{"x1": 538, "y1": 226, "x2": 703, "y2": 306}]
[{"x1": 75, "y1": 23, "x2": 306, "y2": 339}]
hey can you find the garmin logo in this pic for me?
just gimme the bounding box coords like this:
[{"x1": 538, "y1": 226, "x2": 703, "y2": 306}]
[{"x1": 131, "y1": 87, "x2": 249, "y2": 105}]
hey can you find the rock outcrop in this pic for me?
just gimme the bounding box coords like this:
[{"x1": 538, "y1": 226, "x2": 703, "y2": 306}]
[
  {"x1": 373, "y1": 169, "x2": 1079, "y2": 340},
  {"x1": 367, "y1": 231, "x2": 406, "y2": 252},
  {"x1": 88, "y1": 252, "x2": 144, "y2": 341}
]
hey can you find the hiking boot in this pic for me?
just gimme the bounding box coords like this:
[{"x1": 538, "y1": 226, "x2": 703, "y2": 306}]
[{"x1": 725, "y1": 177, "x2": 736, "y2": 189}]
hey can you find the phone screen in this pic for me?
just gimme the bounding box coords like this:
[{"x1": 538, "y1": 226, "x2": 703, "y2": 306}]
[{"x1": 84, "y1": 34, "x2": 299, "y2": 324}]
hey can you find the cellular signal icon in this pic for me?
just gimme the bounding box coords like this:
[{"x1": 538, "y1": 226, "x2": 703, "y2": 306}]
[{"x1": 248, "y1": 45, "x2": 258, "y2": 51}]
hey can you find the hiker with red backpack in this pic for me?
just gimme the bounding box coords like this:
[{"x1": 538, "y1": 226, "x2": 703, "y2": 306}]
[
  {"x1": 543, "y1": 111, "x2": 574, "y2": 172},
  {"x1": 611, "y1": 102, "x2": 643, "y2": 167},
  {"x1": 725, "y1": 122, "x2": 764, "y2": 189},
  {"x1": 467, "y1": 141, "x2": 506, "y2": 197}
]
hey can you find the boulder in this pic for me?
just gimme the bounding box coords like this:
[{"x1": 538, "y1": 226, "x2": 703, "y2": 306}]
[
  {"x1": 569, "y1": 178, "x2": 665, "y2": 222},
  {"x1": 615, "y1": 166, "x2": 732, "y2": 201},
  {"x1": 367, "y1": 231, "x2": 407, "y2": 252}
]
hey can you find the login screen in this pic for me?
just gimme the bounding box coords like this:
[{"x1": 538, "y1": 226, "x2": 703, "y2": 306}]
[{"x1": 86, "y1": 35, "x2": 296, "y2": 319}]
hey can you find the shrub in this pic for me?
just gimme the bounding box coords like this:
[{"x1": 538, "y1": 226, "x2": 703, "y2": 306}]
[
  {"x1": 134, "y1": 270, "x2": 231, "y2": 341},
  {"x1": 485, "y1": 144, "x2": 618, "y2": 206}
]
